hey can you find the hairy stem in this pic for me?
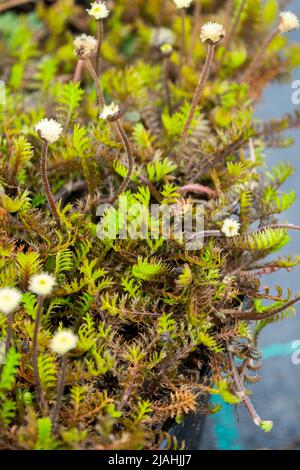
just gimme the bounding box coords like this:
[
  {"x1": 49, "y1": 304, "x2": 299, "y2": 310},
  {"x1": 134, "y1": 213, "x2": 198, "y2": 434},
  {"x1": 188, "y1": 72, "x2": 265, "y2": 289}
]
[
  {"x1": 180, "y1": 9, "x2": 186, "y2": 70},
  {"x1": 73, "y1": 60, "x2": 84, "y2": 83},
  {"x1": 40, "y1": 141, "x2": 61, "y2": 228},
  {"x1": 51, "y1": 355, "x2": 68, "y2": 431},
  {"x1": 240, "y1": 27, "x2": 279, "y2": 83},
  {"x1": 32, "y1": 296, "x2": 46, "y2": 412},
  {"x1": 96, "y1": 20, "x2": 104, "y2": 77},
  {"x1": 227, "y1": 347, "x2": 262, "y2": 426},
  {"x1": 109, "y1": 119, "x2": 134, "y2": 204},
  {"x1": 84, "y1": 57, "x2": 105, "y2": 109},
  {"x1": 179, "y1": 43, "x2": 215, "y2": 158},
  {"x1": 5, "y1": 313, "x2": 14, "y2": 354},
  {"x1": 216, "y1": 0, "x2": 245, "y2": 72},
  {"x1": 189, "y1": 0, "x2": 201, "y2": 63}
]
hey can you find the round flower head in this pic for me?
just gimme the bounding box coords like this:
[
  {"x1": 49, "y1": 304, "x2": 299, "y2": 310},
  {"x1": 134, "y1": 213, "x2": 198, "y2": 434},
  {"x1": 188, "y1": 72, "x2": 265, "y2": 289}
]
[
  {"x1": 221, "y1": 218, "x2": 240, "y2": 238},
  {"x1": 200, "y1": 22, "x2": 226, "y2": 44},
  {"x1": 87, "y1": 1, "x2": 109, "y2": 20},
  {"x1": 50, "y1": 329, "x2": 78, "y2": 355},
  {"x1": 99, "y1": 103, "x2": 121, "y2": 121},
  {"x1": 173, "y1": 0, "x2": 193, "y2": 9},
  {"x1": 160, "y1": 43, "x2": 173, "y2": 56},
  {"x1": 0, "y1": 288, "x2": 22, "y2": 315},
  {"x1": 151, "y1": 27, "x2": 176, "y2": 47},
  {"x1": 278, "y1": 11, "x2": 299, "y2": 33},
  {"x1": 29, "y1": 272, "x2": 56, "y2": 296},
  {"x1": 74, "y1": 34, "x2": 97, "y2": 58},
  {"x1": 35, "y1": 119, "x2": 63, "y2": 144}
]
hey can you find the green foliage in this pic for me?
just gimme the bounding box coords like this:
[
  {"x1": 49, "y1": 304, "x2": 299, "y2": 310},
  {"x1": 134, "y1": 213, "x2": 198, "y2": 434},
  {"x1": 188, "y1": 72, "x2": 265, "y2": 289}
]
[
  {"x1": 0, "y1": 348, "x2": 20, "y2": 393},
  {"x1": 35, "y1": 418, "x2": 58, "y2": 450},
  {"x1": 0, "y1": 0, "x2": 299, "y2": 451},
  {"x1": 132, "y1": 257, "x2": 166, "y2": 281},
  {"x1": 56, "y1": 81, "x2": 84, "y2": 129}
]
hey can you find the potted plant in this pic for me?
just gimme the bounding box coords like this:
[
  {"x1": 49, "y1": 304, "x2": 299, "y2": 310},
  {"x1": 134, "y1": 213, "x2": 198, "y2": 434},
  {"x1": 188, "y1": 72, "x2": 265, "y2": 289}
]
[{"x1": 0, "y1": 0, "x2": 300, "y2": 450}]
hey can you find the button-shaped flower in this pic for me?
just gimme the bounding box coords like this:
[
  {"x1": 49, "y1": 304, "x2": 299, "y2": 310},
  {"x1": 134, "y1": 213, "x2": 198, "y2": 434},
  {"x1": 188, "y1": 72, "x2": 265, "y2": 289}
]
[
  {"x1": 35, "y1": 119, "x2": 63, "y2": 144},
  {"x1": 50, "y1": 330, "x2": 78, "y2": 355}
]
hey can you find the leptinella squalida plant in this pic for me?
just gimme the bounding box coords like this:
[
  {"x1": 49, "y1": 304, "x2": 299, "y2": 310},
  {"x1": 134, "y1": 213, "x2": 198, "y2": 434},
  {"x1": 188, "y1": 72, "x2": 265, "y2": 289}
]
[{"x1": 1, "y1": 0, "x2": 300, "y2": 450}]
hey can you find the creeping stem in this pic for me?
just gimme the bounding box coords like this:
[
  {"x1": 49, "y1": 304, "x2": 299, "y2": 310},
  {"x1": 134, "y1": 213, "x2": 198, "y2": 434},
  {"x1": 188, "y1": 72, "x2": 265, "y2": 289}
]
[
  {"x1": 227, "y1": 347, "x2": 263, "y2": 426},
  {"x1": 179, "y1": 43, "x2": 215, "y2": 157},
  {"x1": 110, "y1": 120, "x2": 134, "y2": 204},
  {"x1": 40, "y1": 141, "x2": 61, "y2": 227},
  {"x1": 240, "y1": 27, "x2": 279, "y2": 83},
  {"x1": 51, "y1": 355, "x2": 68, "y2": 430},
  {"x1": 32, "y1": 296, "x2": 46, "y2": 412}
]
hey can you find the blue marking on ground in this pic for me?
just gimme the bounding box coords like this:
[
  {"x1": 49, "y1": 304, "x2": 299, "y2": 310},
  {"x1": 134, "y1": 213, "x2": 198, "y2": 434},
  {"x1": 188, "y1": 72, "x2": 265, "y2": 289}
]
[{"x1": 211, "y1": 342, "x2": 294, "y2": 449}]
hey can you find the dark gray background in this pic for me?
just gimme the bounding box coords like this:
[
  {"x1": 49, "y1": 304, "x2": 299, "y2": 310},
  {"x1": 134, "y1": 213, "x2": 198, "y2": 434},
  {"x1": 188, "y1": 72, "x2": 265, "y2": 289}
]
[{"x1": 201, "y1": 0, "x2": 300, "y2": 450}]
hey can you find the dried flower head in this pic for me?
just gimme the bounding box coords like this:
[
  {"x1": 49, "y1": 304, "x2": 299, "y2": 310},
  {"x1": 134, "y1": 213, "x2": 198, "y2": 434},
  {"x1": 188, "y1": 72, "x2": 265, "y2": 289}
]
[
  {"x1": 87, "y1": 1, "x2": 110, "y2": 20},
  {"x1": 74, "y1": 34, "x2": 98, "y2": 58},
  {"x1": 173, "y1": 0, "x2": 193, "y2": 9},
  {"x1": 278, "y1": 11, "x2": 299, "y2": 33},
  {"x1": 0, "y1": 288, "x2": 22, "y2": 315},
  {"x1": 99, "y1": 102, "x2": 121, "y2": 121},
  {"x1": 29, "y1": 273, "x2": 56, "y2": 296},
  {"x1": 221, "y1": 218, "x2": 240, "y2": 238},
  {"x1": 35, "y1": 119, "x2": 63, "y2": 144},
  {"x1": 50, "y1": 329, "x2": 78, "y2": 355},
  {"x1": 160, "y1": 43, "x2": 173, "y2": 56},
  {"x1": 200, "y1": 22, "x2": 226, "y2": 44}
]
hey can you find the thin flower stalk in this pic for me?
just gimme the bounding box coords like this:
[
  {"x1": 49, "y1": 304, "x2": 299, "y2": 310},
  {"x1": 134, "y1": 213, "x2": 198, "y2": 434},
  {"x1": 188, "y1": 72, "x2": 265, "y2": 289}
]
[
  {"x1": 40, "y1": 141, "x2": 61, "y2": 227},
  {"x1": 5, "y1": 313, "x2": 14, "y2": 354},
  {"x1": 163, "y1": 56, "x2": 172, "y2": 113},
  {"x1": 110, "y1": 119, "x2": 134, "y2": 204},
  {"x1": 189, "y1": 0, "x2": 201, "y2": 64},
  {"x1": 73, "y1": 59, "x2": 84, "y2": 83},
  {"x1": 83, "y1": 57, "x2": 105, "y2": 108},
  {"x1": 179, "y1": 42, "x2": 215, "y2": 157},
  {"x1": 51, "y1": 355, "x2": 68, "y2": 430},
  {"x1": 180, "y1": 9, "x2": 186, "y2": 70},
  {"x1": 240, "y1": 27, "x2": 279, "y2": 83},
  {"x1": 32, "y1": 296, "x2": 46, "y2": 412},
  {"x1": 96, "y1": 19, "x2": 104, "y2": 76},
  {"x1": 216, "y1": 0, "x2": 246, "y2": 72}
]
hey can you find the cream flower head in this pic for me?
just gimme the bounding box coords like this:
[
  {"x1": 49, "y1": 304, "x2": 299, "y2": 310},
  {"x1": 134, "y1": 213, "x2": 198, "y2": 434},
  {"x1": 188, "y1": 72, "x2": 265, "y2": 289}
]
[
  {"x1": 50, "y1": 329, "x2": 78, "y2": 355},
  {"x1": 173, "y1": 0, "x2": 193, "y2": 9},
  {"x1": 35, "y1": 119, "x2": 63, "y2": 144},
  {"x1": 221, "y1": 218, "x2": 240, "y2": 238},
  {"x1": 87, "y1": 1, "x2": 110, "y2": 20},
  {"x1": 29, "y1": 273, "x2": 56, "y2": 296},
  {"x1": 200, "y1": 22, "x2": 226, "y2": 44},
  {"x1": 0, "y1": 288, "x2": 22, "y2": 315},
  {"x1": 99, "y1": 103, "x2": 121, "y2": 121},
  {"x1": 278, "y1": 11, "x2": 299, "y2": 33},
  {"x1": 74, "y1": 34, "x2": 98, "y2": 57}
]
